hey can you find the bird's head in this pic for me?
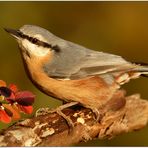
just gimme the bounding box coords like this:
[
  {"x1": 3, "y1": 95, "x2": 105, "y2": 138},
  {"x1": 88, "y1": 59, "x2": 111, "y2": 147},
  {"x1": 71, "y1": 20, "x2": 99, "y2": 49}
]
[{"x1": 4, "y1": 25, "x2": 61, "y2": 58}]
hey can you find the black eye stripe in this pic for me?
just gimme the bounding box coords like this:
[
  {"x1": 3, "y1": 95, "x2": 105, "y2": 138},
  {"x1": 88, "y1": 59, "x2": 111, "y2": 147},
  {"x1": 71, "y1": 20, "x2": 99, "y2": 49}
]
[{"x1": 18, "y1": 30, "x2": 60, "y2": 52}]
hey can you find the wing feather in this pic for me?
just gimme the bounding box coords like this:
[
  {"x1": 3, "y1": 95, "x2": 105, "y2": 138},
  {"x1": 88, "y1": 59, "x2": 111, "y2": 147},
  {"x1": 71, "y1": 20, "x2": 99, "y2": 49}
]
[{"x1": 43, "y1": 39, "x2": 135, "y2": 79}]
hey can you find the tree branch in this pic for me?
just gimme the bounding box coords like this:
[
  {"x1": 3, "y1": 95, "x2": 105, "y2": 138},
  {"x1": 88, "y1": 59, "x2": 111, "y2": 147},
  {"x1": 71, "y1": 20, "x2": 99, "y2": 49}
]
[{"x1": 0, "y1": 91, "x2": 148, "y2": 146}]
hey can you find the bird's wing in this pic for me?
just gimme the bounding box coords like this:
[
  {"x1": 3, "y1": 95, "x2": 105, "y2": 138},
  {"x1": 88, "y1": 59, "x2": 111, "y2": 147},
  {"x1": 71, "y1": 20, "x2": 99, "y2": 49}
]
[
  {"x1": 43, "y1": 40, "x2": 135, "y2": 80},
  {"x1": 69, "y1": 51, "x2": 135, "y2": 79}
]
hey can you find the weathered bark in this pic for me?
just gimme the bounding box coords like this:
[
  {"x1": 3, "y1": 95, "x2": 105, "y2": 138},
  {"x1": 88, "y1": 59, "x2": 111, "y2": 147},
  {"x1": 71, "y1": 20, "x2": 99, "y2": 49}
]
[{"x1": 0, "y1": 91, "x2": 148, "y2": 146}]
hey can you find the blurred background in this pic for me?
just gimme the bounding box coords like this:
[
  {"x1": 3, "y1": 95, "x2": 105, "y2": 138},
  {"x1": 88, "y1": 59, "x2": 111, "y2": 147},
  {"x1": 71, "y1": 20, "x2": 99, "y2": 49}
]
[{"x1": 0, "y1": 1, "x2": 148, "y2": 146}]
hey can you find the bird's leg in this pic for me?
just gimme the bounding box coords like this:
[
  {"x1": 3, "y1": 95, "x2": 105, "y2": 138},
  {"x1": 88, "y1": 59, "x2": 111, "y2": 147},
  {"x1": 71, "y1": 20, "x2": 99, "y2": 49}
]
[
  {"x1": 88, "y1": 107, "x2": 100, "y2": 121},
  {"x1": 56, "y1": 107, "x2": 74, "y2": 128},
  {"x1": 36, "y1": 102, "x2": 78, "y2": 128}
]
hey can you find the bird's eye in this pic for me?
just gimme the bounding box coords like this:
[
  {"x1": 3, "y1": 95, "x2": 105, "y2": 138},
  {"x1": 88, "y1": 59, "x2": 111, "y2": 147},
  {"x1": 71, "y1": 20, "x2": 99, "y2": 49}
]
[
  {"x1": 32, "y1": 38, "x2": 38, "y2": 44},
  {"x1": 52, "y1": 45, "x2": 61, "y2": 52}
]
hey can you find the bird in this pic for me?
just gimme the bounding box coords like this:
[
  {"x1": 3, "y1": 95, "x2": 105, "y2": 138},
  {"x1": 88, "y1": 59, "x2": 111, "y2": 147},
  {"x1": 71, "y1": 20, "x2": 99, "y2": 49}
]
[{"x1": 4, "y1": 25, "x2": 148, "y2": 121}]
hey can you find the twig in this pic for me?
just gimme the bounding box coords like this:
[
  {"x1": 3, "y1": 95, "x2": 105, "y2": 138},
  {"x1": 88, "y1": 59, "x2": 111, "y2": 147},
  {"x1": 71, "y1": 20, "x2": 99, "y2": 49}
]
[{"x1": 0, "y1": 91, "x2": 148, "y2": 146}]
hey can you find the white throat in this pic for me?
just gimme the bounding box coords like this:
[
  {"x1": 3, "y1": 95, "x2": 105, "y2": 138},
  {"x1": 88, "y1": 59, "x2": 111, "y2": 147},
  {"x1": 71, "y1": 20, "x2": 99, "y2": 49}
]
[{"x1": 21, "y1": 39, "x2": 50, "y2": 57}]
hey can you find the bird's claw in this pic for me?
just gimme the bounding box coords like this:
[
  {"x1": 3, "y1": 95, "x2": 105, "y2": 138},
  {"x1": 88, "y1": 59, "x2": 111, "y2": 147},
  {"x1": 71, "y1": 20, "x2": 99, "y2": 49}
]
[
  {"x1": 35, "y1": 102, "x2": 78, "y2": 129},
  {"x1": 90, "y1": 108, "x2": 100, "y2": 122}
]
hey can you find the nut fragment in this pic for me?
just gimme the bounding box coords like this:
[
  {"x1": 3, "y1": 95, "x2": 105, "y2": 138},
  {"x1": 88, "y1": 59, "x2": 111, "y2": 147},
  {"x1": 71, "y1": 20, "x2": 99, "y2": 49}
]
[{"x1": 77, "y1": 117, "x2": 85, "y2": 124}]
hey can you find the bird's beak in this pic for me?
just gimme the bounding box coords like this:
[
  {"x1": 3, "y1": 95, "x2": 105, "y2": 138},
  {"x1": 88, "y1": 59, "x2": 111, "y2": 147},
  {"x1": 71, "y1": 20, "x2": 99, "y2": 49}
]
[{"x1": 4, "y1": 28, "x2": 21, "y2": 39}]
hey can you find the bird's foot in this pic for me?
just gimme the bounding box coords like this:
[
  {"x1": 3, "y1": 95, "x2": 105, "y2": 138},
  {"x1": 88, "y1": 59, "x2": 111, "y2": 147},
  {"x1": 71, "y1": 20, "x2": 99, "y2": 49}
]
[
  {"x1": 36, "y1": 102, "x2": 78, "y2": 128},
  {"x1": 88, "y1": 107, "x2": 101, "y2": 122},
  {"x1": 56, "y1": 107, "x2": 74, "y2": 129}
]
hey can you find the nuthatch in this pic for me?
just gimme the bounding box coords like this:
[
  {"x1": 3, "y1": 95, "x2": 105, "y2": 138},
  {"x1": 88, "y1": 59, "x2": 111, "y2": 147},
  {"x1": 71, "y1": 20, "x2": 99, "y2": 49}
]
[{"x1": 4, "y1": 25, "x2": 148, "y2": 118}]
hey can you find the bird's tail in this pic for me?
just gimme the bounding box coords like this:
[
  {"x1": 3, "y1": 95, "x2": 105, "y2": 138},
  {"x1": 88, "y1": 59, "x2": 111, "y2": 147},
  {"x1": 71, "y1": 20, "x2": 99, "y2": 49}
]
[
  {"x1": 133, "y1": 62, "x2": 148, "y2": 76},
  {"x1": 115, "y1": 62, "x2": 148, "y2": 85}
]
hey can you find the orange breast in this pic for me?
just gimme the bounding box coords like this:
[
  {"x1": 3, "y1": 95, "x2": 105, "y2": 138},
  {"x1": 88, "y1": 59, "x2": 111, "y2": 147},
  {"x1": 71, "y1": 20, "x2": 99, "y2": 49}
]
[{"x1": 22, "y1": 52, "x2": 120, "y2": 109}]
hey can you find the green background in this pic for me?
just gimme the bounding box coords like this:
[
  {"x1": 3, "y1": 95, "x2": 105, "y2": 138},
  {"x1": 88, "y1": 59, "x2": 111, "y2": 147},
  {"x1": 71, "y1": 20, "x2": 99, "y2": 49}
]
[{"x1": 0, "y1": 1, "x2": 148, "y2": 146}]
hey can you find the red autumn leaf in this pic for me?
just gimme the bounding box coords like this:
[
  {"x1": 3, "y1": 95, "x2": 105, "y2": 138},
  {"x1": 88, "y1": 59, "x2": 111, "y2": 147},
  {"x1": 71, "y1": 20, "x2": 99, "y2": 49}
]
[
  {"x1": 19, "y1": 105, "x2": 33, "y2": 114},
  {"x1": 0, "y1": 80, "x2": 35, "y2": 123},
  {"x1": 5, "y1": 92, "x2": 16, "y2": 104},
  {"x1": 0, "y1": 109, "x2": 11, "y2": 123},
  {"x1": 15, "y1": 91, "x2": 35, "y2": 106},
  {"x1": 9, "y1": 84, "x2": 18, "y2": 93},
  {"x1": 5, "y1": 94, "x2": 16, "y2": 104}
]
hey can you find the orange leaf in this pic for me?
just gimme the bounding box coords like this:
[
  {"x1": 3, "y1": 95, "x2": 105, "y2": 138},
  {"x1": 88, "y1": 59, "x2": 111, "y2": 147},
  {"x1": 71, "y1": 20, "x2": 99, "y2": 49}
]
[
  {"x1": 0, "y1": 80, "x2": 6, "y2": 87},
  {"x1": 3, "y1": 104, "x2": 20, "y2": 120},
  {"x1": 9, "y1": 84, "x2": 18, "y2": 93},
  {"x1": 19, "y1": 105, "x2": 33, "y2": 114},
  {"x1": 0, "y1": 109, "x2": 11, "y2": 123}
]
